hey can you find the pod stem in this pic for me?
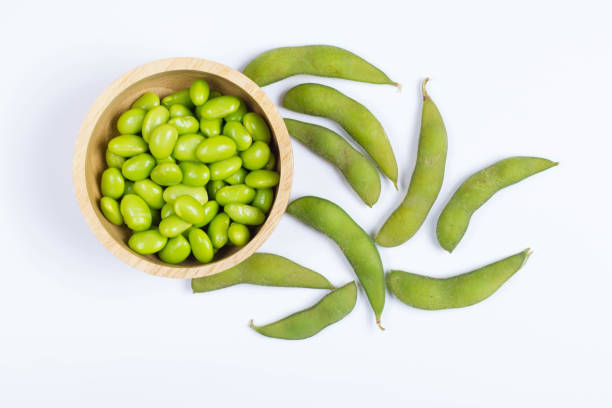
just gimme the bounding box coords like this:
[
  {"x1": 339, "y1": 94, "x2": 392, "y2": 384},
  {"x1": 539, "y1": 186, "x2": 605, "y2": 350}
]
[
  {"x1": 422, "y1": 77, "x2": 430, "y2": 100},
  {"x1": 249, "y1": 319, "x2": 255, "y2": 329},
  {"x1": 377, "y1": 319, "x2": 386, "y2": 331},
  {"x1": 393, "y1": 82, "x2": 402, "y2": 92}
]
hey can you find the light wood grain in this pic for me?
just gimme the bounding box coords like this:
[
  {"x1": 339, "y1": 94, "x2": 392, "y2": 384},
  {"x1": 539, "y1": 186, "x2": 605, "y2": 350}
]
[{"x1": 73, "y1": 58, "x2": 293, "y2": 279}]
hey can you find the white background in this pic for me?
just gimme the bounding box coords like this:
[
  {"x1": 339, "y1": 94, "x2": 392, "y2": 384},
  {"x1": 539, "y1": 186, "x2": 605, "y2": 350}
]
[{"x1": 1, "y1": 0, "x2": 610, "y2": 406}]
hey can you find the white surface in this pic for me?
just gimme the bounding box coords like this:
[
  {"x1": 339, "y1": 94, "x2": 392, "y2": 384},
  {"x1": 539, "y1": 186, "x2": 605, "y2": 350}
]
[{"x1": 1, "y1": 0, "x2": 610, "y2": 406}]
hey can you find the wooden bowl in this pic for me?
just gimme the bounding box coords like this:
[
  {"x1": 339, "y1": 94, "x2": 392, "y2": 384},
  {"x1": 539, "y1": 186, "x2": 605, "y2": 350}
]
[{"x1": 73, "y1": 58, "x2": 293, "y2": 279}]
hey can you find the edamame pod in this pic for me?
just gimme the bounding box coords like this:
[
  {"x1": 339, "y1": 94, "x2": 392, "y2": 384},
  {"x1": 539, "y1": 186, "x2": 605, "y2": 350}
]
[
  {"x1": 224, "y1": 98, "x2": 247, "y2": 122},
  {"x1": 189, "y1": 79, "x2": 210, "y2": 106},
  {"x1": 168, "y1": 116, "x2": 199, "y2": 135},
  {"x1": 128, "y1": 229, "x2": 167, "y2": 254},
  {"x1": 224, "y1": 203, "x2": 265, "y2": 225},
  {"x1": 244, "y1": 170, "x2": 279, "y2": 188},
  {"x1": 174, "y1": 195, "x2": 206, "y2": 225},
  {"x1": 223, "y1": 121, "x2": 253, "y2": 151},
  {"x1": 224, "y1": 167, "x2": 247, "y2": 185},
  {"x1": 388, "y1": 249, "x2": 531, "y2": 310},
  {"x1": 242, "y1": 113, "x2": 271, "y2": 143},
  {"x1": 241, "y1": 141, "x2": 270, "y2": 170},
  {"x1": 142, "y1": 106, "x2": 170, "y2": 142},
  {"x1": 195, "y1": 136, "x2": 237, "y2": 163},
  {"x1": 284, "y1": 118, "x2": 380, "y2": 207},
  {"x1": 252, "y1": 188, "x2": 274, "y2": 213},
  {"x1": 215, "y1": 184, "x2": 256, "y2": 206},
  {"x1": 376, "y1": 79, "x2": 447, "y2": 247},
  {"x1": 243, "y1": 45, "x2": 397, "y2": 87},
  {"x1": 179, "y1": 162, "x2": 210, "y2": 187},
  {"x1": 287, "y1": 196, "x2": 385, "y2": 328},
  {"x1": 189, "y1": 228, "x2": 214, "y2": 263},
  {"x1": 101, "y1": 168, "x2": 125, "y2": 199},
  {"x1": 173, "y1": 133, "x2": 205, "y2": 162},
  {"x1": 162, "y1": 89, "x2": 194, "y2": 109},
  {"x1": 148, "y1": 124, "x2": 178, "y2": 159},
  {"x1": 199, "y1": 96, "x2": 241, "y2": 119},
  {"x1": 132, "y1": 92, "x2": 160, "y2": 111},
  {"x1": 208, "y1": 213, "x2": 230, "y2": 248},
  {"x1": 250, "y1": 281, "x2": 357, "y2": 340},
  {"x1": 191, "y1": 253, "x2": 334, "y2": 292},
  {"x1": 159, "y1": 215, "x2": 192, "y2": 238},
  {"x1": 436, "y1": 157, "x2": 558, "y2": 252},
  {"x1": 163, "y1": 184, "x2": 208, "y2": 205},
  {"x1": 283, "y1": 83, "x2": 398, "y2": 186},
  {"x1": 199, "y1": 118, "x2": 223, "y2": 137},
  {"x1": 105, "y1": 149, "x2": 126, "y2": 169},
  {"x1": 117, "y1": 108, "x2": 146, "y2": 134},
  {"x1": 100, "y1": 197, "x2": 123, "y2": 225},
  {"x1": 107, "y1": 135, "x2": 147, "y2": 157},
  {"x1": 121, "y1": 153, "x2": 156, "y2": 181},
  {"x1": 227, "y1": 223, "x2": 250, "y2": 245},
  {"x1": 133, "y1": 179, "x2": 164, "y2": 209},
  {"x1": 159, "y1": 235, "x2": 191, "y2": 264},
  {"x1": 120, "y1": 194, "x2": 152, "y2": 231},
  {"x1": 209, "y1": 156, "x2": 242, "y2": 181},
  {"x1": 169, "y1": 104, "x2": 192, "y2": 118},
  {"x1": 150, "y1": 163, "x2": 183, "y2": 186}
]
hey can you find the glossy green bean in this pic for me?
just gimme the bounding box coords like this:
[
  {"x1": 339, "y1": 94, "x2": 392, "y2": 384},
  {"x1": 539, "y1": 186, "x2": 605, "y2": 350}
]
[
  {"x1": 173, "y1": 195, "x2": 205, "y2": 225},
  {"x1": 252, "y1": 188, "x2": 274, "y2": 213},
  {"x1": 200, "y1": 118, "x2": 223, "y2": 137},
  {"x1": 224, "y1": 98, "x2": 247, "y2": 122},
  {"x1": 194, "y1": 200, "x2": 219, "y2": 228},
  {"x1": 169, "y1": 104, "x2": 192, "y2": 118},
  {"x1": 199, "y1": 96, "x2": 240, "y2": 120},
  {"x1": 224, "y1": 203, "x2": 265, "y2": 225},
  {"x1": 242, "y1": 113, "x2": 271, "y2": 143},
  {"x1": 148, "y1": 124, "x2": 178, "y2": 159},
  {"x1": 121, "y1": 153, "x2": 156, "y2": 181},
  {"x1": 215, "y1": 184, "x2": 256, "y2": 206},
  {"x1": 100, "y1": 197, "x2": 123, "y2": 225},
  {"x1": 100, "y1": 168, "x2": 125, "y2": 199},
  {"x1": 241, "y1": 141, "x2": 270, "y2": 170},
  {"x1": 159, "y1": 215, "x2": 192, "y2": 238},
  {"x1": 120, "y1": 194, "x2": 152, "y2": 231},
  {"x1": 208, "y1": 213, "x2": 230, "y2": 248},
  {"x1": 159, "y1": 235, "x2": 191, "y2": 264},
  {"x1": 189, "y1": 79, "x2": 210, "y2": 106},
  {"x1": 244, "y1": 170, "x2": 279, "y2": 188},
  {"x1": 227, "y1": 222, "x2": 250, "y2": 246},
  {"x1": 142, "y1": 106, "x2": 170, "y2": 142},
  {"x1": 189, "y1": 228, "x2": 214, "y2": 263},
  {"x1": 132, "y1": 92, "x2": 160, "y2": 111},
  {"x1": 173, "y1": 133, "x2": 205, "y2": 161},
  {"x1": 133, "y1": 179, "x2": 164, "y2": 209},
  {"x1": 179, "y1": 162, "x2": 210, "y2": 187},
  {"x1": 107, "y1": 135, "x2": 148, "y2": 157},
  {"x1": 195, "y1": 136, "x2": 237, "y2": 163},
  {"x1": 168, "y1": 116, "x2": 199, "y2": 135},
  {"x1": 224, "y1": 167, "x2": 247, "y2": 185},
  {"x1": 162, "y1": 89, "x2": 194, "y2": 109},
  {"x1": 162, "y1": 184, "x2": 208, "y2": 205},
  {"x1": 209, "y1": 156, "x2": 242, "y2": 181},
  {"x1": 150, "y1": 163, "x2": 183, "y2": 186},
  {"x1": 105, "y1": 149, "x2": 126, "y2": 169},
  {"x1": 117, "y1": 108, "x2": 145, "y2": 134},
  {"x1": 223, "y1": 121, "x2": 253, "y2": 151},
  {"x1": 128, "y1": 229, "x2": 167, "y2": 254}
]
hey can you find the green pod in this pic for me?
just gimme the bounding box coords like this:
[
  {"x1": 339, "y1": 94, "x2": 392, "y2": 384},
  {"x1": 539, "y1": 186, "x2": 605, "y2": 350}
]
[
  {"x1": 178, "y1": 161, "x2": 210, "y2": 187},
  {"x1": 376, "y1": 79, "x2": 448, "y2": 246},
  {"x1": 284, "y1": 118, "x2": 380, "y2": 207},
  {"x1": 189, "y1": 79, "x2": 210, "y2": 106},
  {"x1": 224, "y1": 167, "x2": 247, "y2": 185},
  {"x1": 189, "y1": 228, "x2": 214, "y2": 263},
  {"x1": 252, "y1": 188, "x2": 274, "y2": 213},
  {"x1": 224, "y1": 203, "x2": 265, "y2": 226},
  {"x1": 223, "y1": 121, "x2": 253, "y2": 151},
  {"x1": 159, "y1": 235, "x2": 191, "y2": 264},
  {"x1": 250, "y1": 281, "x2": 357, "y2": 340},
  {"x1": 215, "y1": 184, "x2": 256, "y2": 206},
  {"x1": 128, "y1": 229, "x2": 167, "y2": 254},
  {"x1": 245, "y1": 170, "x2": 279, "y2": 188},
  {"x1": 174, "y1": 195, "x2": 206, "y2": 225},
  {"x1": 107, "y1": 135, "x2": 148, "y2": 158},
  {"x1": 100, "y1": 168, "x2": 125, "y2": 199},
  {"x1": 264, "y1": 154, "x2": 276, "y2": 170},
  {"x1": 142, "y1": 105, "x2": 170, "y2": 142},
  {"x1": 199, "y1": 118, "x2": 223, "y2": 137},
  {"x1": 117, "y1": 108, "x2": 146, "y2": 135},
  {"x1": 240, "y1": 141, "x2": 270, "y2": 170},
  {"x1": 105, "y1": 149, "x2": 126, "y2": 169},
  {"x1": 150, "y1": 162, "x2": 183, "y2": 186},
  {"x1": 173, "y1": 133, "x2": 205, "y2": 162},
  {"x1": 124, "y1": 180, "x2": 135, "y2": 195},
  {"x1": 437, "y1": 157, "x2": 558, "y2": 252},
  {"x1": 207, "y1": 180, "x2": 227, "y2": 200},
  {"x1": 133, "y1": 179, "x2": 164, "y2": 209},
  {"x1": 287, "y1": 196, "x2": 385, "y2": 328},
  {"x1": 227, "y1": 222, "x2": 250, "y2": 245},
  {"x1": 242, "y1": 112, "x2": 271, "y2": 143},
  {"x1": 168, "y1": 116, "x2": 199, "y2": 135},
  {"x1": 159, "y1": 215, "x2": 192, "y2": 238},
  {"x1": 148, "y1": 123, "x2": 178, "y2": 159},
  {"x1": 163, "y1": 184, "x2": 208, "y2": 205},
  {"x1": 132, "y1": 92, "x2": 160, "y2": 111},
  {"x1": 388, "y1": 249, "x2": 532, "y2": 310},
  {"x1": 224, "y1": 98, "x2": 247, "y2": 122},
  {"x1": 195, "y1": 136, "x2": 237, "y2": 163},
  {"x1": 209, "y1": 156, "x2": 242, "y2": 181},
  {"x1": 100, "y1": 196, "x2": 123, "y2": 225},
  {"x1": 208, "y1": 213, "x2": 230, "y2": 248},
  {"x1": 194, "y1": 201, "x2": 219, "y2": 228},
  {"x1": 120, "y1": 194, "x2": 152, "y2": 231},
  {"x1": 199, "y1": 96, "x2": 241, "y2": 119},
  {"x1": 192, "y1": 253, "x2": 334, "y2": 292},
  {"x1": 283, "y1": 83, "x2": 398, "y2": 186},
  {"x1": 162, "y1": 89, "x2": 194, "y2": 109},
  {"x1": 169, "y1": 104, "x2": 192, "y2": 118},
  {"x1": 121, "y1": 153, "x2": 156, "y2": 181},
  {"x1": 161, "y1": 202, "x2": 175, "y2": 219},
  {"x1": 243, "y1": 45, "x2": 396, "y2": 87}
]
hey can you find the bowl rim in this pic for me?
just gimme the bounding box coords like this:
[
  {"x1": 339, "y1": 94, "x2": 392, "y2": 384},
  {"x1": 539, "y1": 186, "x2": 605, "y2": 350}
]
[{"x1": 73, "y1": 57, "x2": 293, "y2": 279}]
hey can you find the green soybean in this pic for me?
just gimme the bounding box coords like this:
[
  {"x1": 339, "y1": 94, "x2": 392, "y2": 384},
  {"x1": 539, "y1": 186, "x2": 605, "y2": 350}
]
[
  {"x1": 284, "y1": 118, "x2": 380, "y2": 207},
  {"x1": 159, "y1": 235, "x2": 191, "y2": 264},
  {"x1": 241, "y1": 141, "x2": 270, "y2": 170},
  {"x1": 189, "y1": 79, "x2": 210, "y2": 106},
  {"x1": 162, "y1": 89, "x2": 194, "y2": 109},
  {"x1": 163, "y1": 184, "x2": 208, "y2": 205},
  {"x1": 100, "y1": 168, "x2": 125, "y2": 199},
  {"x1": 224, "y1": 167, "x2": 247, "y2": 185},
  {"x1": 215, "y1": 184, "x2": 256, "y2": 206},
  {"x1": 169, "y1": 104, "x2": 192, "y2": 118},
  {"x1": 156, "y1": 156, "x2": 175, "y2": 164},
  {"x1": 142, "y1": 105, "x2": 170, "y2": 142},
  {"x1": 207, "y1": 180, "x2": 227, "y2": 200},
  {"x1": 264, "y1": 154, "x2": 276, "y2": 170},
  {"x1": 195, "y1": 136, "x2": 237, "y2": 163},
  {"x1": 148, "y1": 124, "x2": 178, "y2": 159},
  {"x1": 189, "y1": 228, "x2": 214, "y2": 263},
  {"x1": 388, "y1": 249, "x2": 531, "y2": 310},
  {"x1": 224, "y1": 98, "x2": 247, "y2": 122},
  {"x1": 199, "y1": 118, "x2": 223, "y2": 137},
  {"x1": 161, "y1": 202, "x2": 175, "y2": 219},
  {"x1": 124, "y1": 180, "x2": 135, "y2": 195},
  {"x1": 133, "y1": 179, "x2": 164, "y2": 209},
  {"x1": 117, "y1": 108, "x2": 146, "y2": 134},
  {"x1": 195, "y1": 201, "x2": 219, "y2": 228},
  {"x1": 252, "y1": 188, "x2": 274, "y2": 213},
  {"x1": 224, "y1": 203, "x2": 265, "y2": 226},
  {"x1": 223, "y1": 121, "x2": 253, "y2": 151},
  {"x1": 209, "y1": 156, "x2": 242, "y2": 181},
  {"x1": 227, "y1": 223, "x2": 250, "y2": 246},
  {"x1": 173, "y1": 133, "x2": 205, "y2": 161},
  {"x1": 121, "y1": 153, "x2": 156, "y2": 181},
  {"x1": 174, "y1": 195, "x2": 205, "y2": 225},
  {"x1": 192, "y1": 253, "x2": 334, "y2": 292},
  {"x1": 250, "y1": 281, "x2": 357, "y2": 340},
  {"x1": 283, "y1": 83, "x2": 398, "y2": 186},
  {"x1": 242, "y1": 112, "x2": 271, "y2": 143},
  {"x1": 245, "y1": 170, "x2": 279, "y2": 188},
  {"x1": 105, "y1": 149, "x2": 126, "y2": 169},
  {"x1": 437, "y1": 157, "x2": 558, "y2": 252},
  {"x1": 107, "y1": 135, "x2": 148, "y2": 157},
  {"x1": 132, "y1": 92, "x2": 160, "y2": 111},
  {"x1": 243, "y1": 45, "x2": 397, "y2": 87},
  {"x1": 208, "y1": 213, "x2": 230, "y2": 248},
  {"x1": 199, "y1": 96, "x2": 241, "y2": 119},
  {"x1": 179, "y1": 162, "x2": 210, "y2": 187},
  {"x1": 376, "y1": 79, "x2": 447, "y2": 247},
  {"x1": 120, "y1": 194, "x2": 152, "y2": 231},
  {"x1": 100, "y1": 197, "x2": 123, "y2": 225},
  {"x1": 159, "y1": 215, "x2": 192, "y2": 238},
  {"x1": 128, "y1": 228, "x2": 167, "y2": 254},
  {"x1": 150, "y1": 163, "x2": 183, "y2": 186},
  {"x1": 168, "y1": 116, "x2": 199, "y2": 135},
  {"x1": 287, "y1": 196, "x2": 385, "y2": 328}
]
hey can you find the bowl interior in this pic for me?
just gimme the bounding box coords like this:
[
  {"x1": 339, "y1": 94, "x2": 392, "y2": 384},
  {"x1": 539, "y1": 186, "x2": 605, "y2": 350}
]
[{"x1": 85, "y1": 68, "x2": 284, "y2": 271}]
